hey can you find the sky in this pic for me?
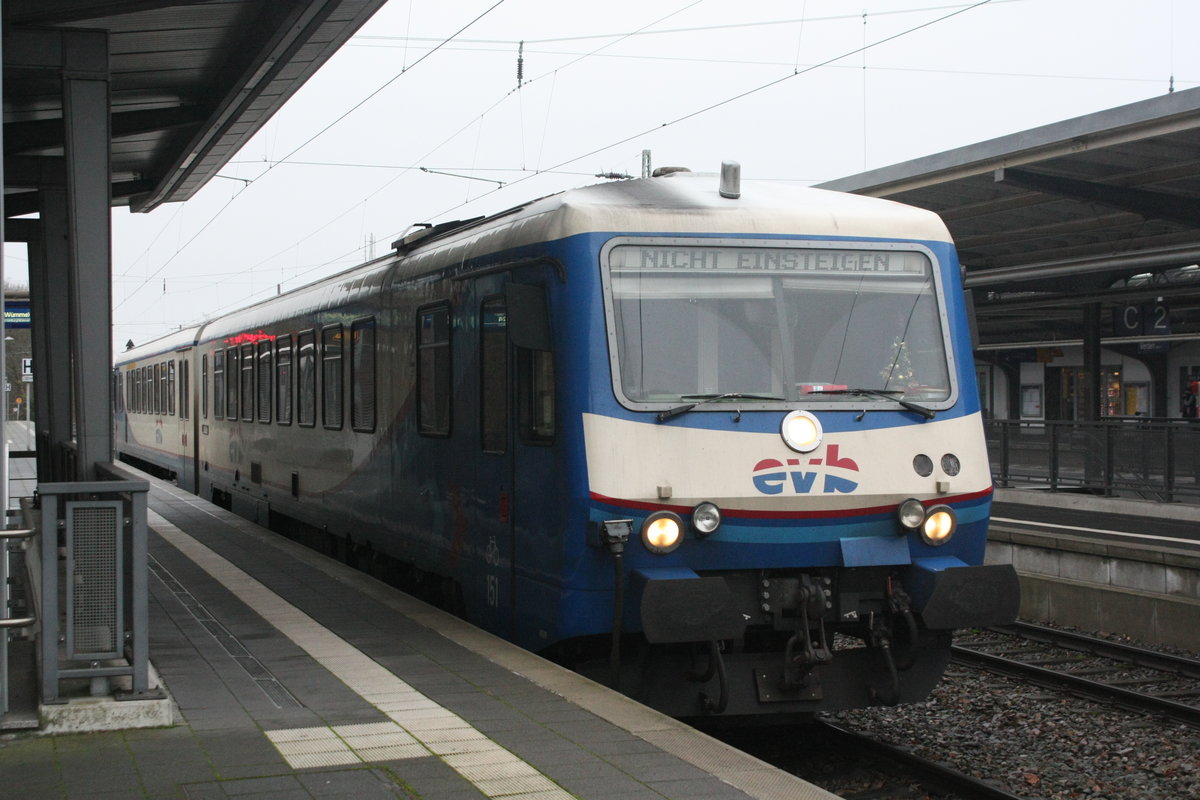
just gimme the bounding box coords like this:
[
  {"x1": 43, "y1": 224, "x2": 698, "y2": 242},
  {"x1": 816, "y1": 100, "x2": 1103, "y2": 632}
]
[{"x1": 7, "y1": 0, "x2": 1199, "y2": 351}]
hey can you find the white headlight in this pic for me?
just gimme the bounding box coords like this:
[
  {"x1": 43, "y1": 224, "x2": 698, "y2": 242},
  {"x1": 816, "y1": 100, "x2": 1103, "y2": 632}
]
[
  {"x1": 692, "y1": 502, "x2": 721, "y2": 536},
  {"x1": 642, "y1": 511, "x2": 684, "y2": 554},
  {"x1": 897, "y1": 498, "x2": 926, "y2": 530},
  {"x1": 781, "y1": 410, "x2": 822, "y2": 453}
]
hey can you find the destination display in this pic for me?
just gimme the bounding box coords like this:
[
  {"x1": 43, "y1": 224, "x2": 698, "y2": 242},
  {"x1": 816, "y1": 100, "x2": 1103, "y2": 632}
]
[{"x1": 609, "y1": 244, "x2": 928, "y2": 275}]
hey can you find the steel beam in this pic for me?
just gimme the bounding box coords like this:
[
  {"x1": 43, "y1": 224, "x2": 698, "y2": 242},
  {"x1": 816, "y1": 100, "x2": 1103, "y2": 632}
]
[
  {"x1": 32, "y1": 189, "x2": 74, "y2": 483},
  {"x1": 62, "y1": 31, "x2": 113, "y2": 480},
  {"x1": 996, "y1": 167, "x2": 1200, "y2": 229}
]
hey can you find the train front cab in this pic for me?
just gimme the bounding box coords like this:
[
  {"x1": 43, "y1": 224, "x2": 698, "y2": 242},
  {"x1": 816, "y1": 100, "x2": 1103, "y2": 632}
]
[{"x1": 578, "y1": 231, "x2": 1020, "y2": 718}]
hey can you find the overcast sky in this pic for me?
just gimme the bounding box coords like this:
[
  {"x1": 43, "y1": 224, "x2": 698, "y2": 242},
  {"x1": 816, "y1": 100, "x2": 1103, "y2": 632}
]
[{"x1": 9, "y1": 0, "x2": 1199, "y2": 351}]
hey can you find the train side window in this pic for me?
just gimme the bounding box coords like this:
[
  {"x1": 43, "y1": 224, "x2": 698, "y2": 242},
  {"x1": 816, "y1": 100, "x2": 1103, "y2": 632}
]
[
  {"x1": 211, "y1": 355, "x2": 220, "y2": 418},
  {"x1": 202, "y1": 354, "x2": 208, "y2": 419},
  {"x1": 126, "y1": 370, "x2": 134, "y2": 413},
  {"x1": 480, "y1": 297, "x2": 508, "y2": 453},
  {"x1": 240, "y1": 343, "x2": 255, "y2": 422},
  {"x1": 518, "y1": 349, "x2": 555, "y2": 445},
  {"x1": 321, "y1": 324, "x2": 344, "y2": 430},
  {"x1": 226, "y1": 347, "x2": 239, "y2": 420},
  {"x1": 417, "y1": 305, "x2": 451, "y2": 436},
  {"x1": 180, "y1": 359, "x2": 190, "y2": 421},
  {"x1": 168, "y1": 360, "x2": 176, "y2": 416},
  {"x1": 257, "y1": 340, "x2": 272, "y2": 423},
  {"x1": 351, "y1": 318, "x2": 375, "y2": 433},
  {"x1": 298, "y1": 330, "x2": 316, "y2": 427},
  {"x1": 159, "y1": 361, "x2": 167, "y2": 414},
  {"x1": 276, "y1": 335, "x2": 293, "y2": 425}
]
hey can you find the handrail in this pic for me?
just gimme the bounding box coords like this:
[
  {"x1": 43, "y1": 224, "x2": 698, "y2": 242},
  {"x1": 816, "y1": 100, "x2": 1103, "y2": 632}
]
[
  {"x1": 0, "y1": 527, "x2": 35, "y2": 540},
  {"x1": 2, "y1": 518, "x2": 38, "y2": 717}
]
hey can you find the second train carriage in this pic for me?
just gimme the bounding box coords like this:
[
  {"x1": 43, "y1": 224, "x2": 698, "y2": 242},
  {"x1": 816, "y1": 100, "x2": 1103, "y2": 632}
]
[{"x1": 116, "y1": 167, "x2": 1019, "y2": 717}]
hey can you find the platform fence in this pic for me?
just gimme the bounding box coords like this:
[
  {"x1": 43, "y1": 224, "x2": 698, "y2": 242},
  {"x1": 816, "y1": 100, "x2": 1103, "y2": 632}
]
[{"x1": 986, "y1": 417, "x2": 1200, "y2": 502}]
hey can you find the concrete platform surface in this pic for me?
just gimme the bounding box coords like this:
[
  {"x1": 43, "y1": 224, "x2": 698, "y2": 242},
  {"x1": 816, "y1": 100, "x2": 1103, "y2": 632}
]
[{"x1": 1, "y1": 477, "x2": 838, "y2": 800}]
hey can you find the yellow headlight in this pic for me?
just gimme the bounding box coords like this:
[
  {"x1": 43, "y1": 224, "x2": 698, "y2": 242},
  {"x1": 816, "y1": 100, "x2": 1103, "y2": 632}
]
[
  {"x1": 642, "y1": 511, "x2": 684, "y2": 554},
  {"x1": 921, "y1": 505, "x2": 957, "y2": 545}
]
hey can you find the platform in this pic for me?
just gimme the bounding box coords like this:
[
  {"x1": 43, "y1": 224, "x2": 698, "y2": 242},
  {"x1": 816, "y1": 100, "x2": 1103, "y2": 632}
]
[{"x1": 0, "y1": 475, "x2": 837, "y2": 800}]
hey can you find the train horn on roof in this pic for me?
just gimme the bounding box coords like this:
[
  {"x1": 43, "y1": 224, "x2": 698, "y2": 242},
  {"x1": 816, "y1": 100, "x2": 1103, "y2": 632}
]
[{"x1": 719, "y1": 160, "x2": 741, "y2": 199}]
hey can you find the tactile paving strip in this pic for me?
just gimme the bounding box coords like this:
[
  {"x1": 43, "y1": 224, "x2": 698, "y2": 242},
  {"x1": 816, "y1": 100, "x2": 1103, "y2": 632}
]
[{"x1": 151, "y1": 511, "x2": 573, "y2": 799}]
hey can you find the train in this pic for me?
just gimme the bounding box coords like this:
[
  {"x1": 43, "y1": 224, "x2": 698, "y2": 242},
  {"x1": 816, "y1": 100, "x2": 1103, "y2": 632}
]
[{"x1": 114, "y1": 164, "x2": 1019, "y2": 718}]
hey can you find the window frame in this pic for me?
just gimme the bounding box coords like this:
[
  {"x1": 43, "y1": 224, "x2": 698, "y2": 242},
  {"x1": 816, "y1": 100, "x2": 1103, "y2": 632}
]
[
  {"x1": 240, "y1": 343, "x2": 255, "y2": 422},
  {"x1": 480, "y1": 296, "x2": 508, "y2": 454},
  {"x1": 257, "y1": 339, "x2": 272, "y2": 423},
  {"x1": 276, "y1": 334, "x2": 293, "y2": 426},
  {"x1": 213, "y1": 350, "x2": 225, "y2": 419},
  {"x1": 416, "y1": 303, "x2": 452, "y2": 438},
  {"x1": 225, "y1": 347, "x2": 239, "y2": 421},
  {"x1": 297, "y1": 329, "x2": 317, "y2": 428},
  {"x1": 321, "y1": 323, "x2": 344, "y2": 430},
  {"x1": 350, "y1": 317, "x2": 376, "y2": 433}
]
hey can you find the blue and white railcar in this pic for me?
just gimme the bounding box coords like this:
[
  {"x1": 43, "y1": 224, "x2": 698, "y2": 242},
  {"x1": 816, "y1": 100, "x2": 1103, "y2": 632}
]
[{"x1": 116, "y1": 167, "x2": 1017, "y2": 717}]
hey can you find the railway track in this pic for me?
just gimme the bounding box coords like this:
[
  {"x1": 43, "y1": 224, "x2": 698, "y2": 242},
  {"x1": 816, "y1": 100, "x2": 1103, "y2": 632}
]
[
  {"x1": 714, "y1": 719, "x2": 1031, "y2": 800},
  {"x1": 812, "y1": 720, "x2": 1029, "y2": 800},
  {"x1": 951, "y1": 621, "x2": 1200, "y2": 728}
]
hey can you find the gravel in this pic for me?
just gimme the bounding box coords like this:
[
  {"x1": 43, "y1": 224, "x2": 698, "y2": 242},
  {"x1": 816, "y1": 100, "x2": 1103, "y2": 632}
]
[{"x1": 824, "y1": 643, "x2": 1200, "y2": 799}]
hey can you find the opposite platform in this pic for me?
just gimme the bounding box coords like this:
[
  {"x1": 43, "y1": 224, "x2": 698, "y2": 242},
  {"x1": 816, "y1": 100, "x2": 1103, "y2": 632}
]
[{"x1": 1, "y1": 474, "x2": 838, "y2": 800}]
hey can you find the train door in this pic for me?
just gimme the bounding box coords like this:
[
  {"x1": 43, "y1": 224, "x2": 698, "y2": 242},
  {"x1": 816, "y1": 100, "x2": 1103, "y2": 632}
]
[
  {"x1": 472, "y1": 277, "x2": 557, "y2": 645},
  {"x1": 176, "y1": 348, "x2": 198, "y2": 493}
]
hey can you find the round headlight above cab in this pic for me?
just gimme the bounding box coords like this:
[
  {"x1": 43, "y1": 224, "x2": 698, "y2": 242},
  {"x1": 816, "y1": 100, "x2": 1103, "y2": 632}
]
[
  {"x1": 897, "y1": 497, "x2": 926, "y2": 530},
  {"x1": 642, "y1": 511, "x2": 684, "y2": 554},
  {"x1": 692, "y1": 502, "x2": 721, "y2": 537},
  {"x1": 781, "y1": 410, "x2": 822, "y2": 453},
  {"x1": 921, "y1": 505, "x2": 957, "y2": 546}
]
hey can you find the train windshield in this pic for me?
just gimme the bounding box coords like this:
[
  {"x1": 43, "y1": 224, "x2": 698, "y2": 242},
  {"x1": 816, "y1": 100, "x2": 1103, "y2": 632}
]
[{"x1": 605, "y1": 242, "x2": 952, "y2": 406}]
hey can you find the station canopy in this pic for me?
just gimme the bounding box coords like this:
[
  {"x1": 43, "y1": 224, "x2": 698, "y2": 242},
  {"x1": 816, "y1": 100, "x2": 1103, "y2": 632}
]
[
  {"x1": 3, "y1": 0, "x2": 387, "y2": 215},
  {"x1": 819, "y1": 88, "x2": 1200, "y2": 350}
]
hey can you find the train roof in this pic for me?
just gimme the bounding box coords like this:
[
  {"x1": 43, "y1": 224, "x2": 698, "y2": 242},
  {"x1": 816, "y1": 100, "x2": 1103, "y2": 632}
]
[
  {"x1": 521, "y1": 173, "x2": 954, "y2": 242},
  {"x1": 185, "y1": 173, "x2": 955, "y2": 343},
  {"x1": 116, "y1": 325, "x2": 202, "y2": 366}
]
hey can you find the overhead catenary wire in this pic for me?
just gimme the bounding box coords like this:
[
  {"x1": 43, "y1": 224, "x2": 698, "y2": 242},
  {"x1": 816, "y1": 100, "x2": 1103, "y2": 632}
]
[
  {"x1": 124, "y1": 0, "x2": 711, "y2": 321},
  {"x1": 181, "y1": 0, "x2": 1003, "y2": 325},
  {"x1": 114, "y1": 0, "x2": 511, "y2": 312}
]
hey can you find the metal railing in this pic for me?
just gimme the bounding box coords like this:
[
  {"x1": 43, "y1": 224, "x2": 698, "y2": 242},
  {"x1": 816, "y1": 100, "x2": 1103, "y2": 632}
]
[
  {"x1": 1, "y1": 503, "x2": 36, "y2": 718},
  {"x1": 986, "y1": 418, "x2": 1200, "y2": 501}
]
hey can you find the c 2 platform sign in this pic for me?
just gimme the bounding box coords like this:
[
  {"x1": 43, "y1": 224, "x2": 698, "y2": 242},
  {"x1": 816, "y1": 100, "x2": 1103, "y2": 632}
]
[{"x1": 1115, "y1": 301, "x2": 1169, "y2": 337}]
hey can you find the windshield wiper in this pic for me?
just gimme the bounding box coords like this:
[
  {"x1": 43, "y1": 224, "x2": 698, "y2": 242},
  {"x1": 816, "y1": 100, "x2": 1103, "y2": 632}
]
[
  {"x1": 657, "y1": 392, "x2": 785, "y2": 423},
  {"x1": 804, "y1": 387, "x2": 935, "y2": 420}
]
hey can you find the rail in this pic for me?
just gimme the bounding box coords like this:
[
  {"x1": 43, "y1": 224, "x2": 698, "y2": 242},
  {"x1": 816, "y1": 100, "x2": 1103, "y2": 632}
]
[
  {"x1": 952, "y1": 624, "x2": 1200, "y2": 729},
  {"x1": 986, "y1": 417, "x2": 1200, "y2": 502}
]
